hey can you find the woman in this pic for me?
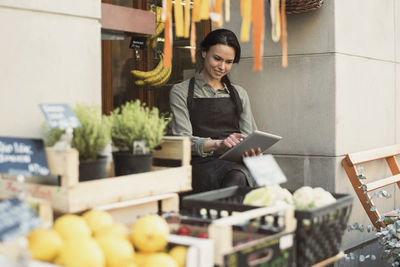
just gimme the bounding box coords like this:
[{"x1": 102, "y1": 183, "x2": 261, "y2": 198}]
[{"x1": 170, "y1": 29, "x2": 260, "y2": 193}]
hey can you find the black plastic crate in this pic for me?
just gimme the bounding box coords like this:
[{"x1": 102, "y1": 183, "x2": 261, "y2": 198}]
[{"x1": 181, "y1": 186, "x2": 353, "y2": 267}]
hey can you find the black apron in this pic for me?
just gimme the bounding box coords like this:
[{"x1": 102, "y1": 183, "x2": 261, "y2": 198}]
[{"x1": 188, "y1": 77, "x2": 256, "y2": 192}]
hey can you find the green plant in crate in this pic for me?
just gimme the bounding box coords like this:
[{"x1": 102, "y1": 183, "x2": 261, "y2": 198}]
[
  {"x1": 110, "y1": 99, "x2": 171, "y2": 154},
  {"x1": 43, "y1": 104, "x2": 111, "y2": 161},
  {"x1": 71, "y1": 104, "x2": 111, "y2": 161}
]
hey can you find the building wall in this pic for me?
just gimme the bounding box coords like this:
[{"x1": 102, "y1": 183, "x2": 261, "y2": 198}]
[
  {"x1": 0, "y1": 0, "x2": 101, "y2": 138},
  {"x1": 225, "y1": 0, "x2": 400, "y2": 249}
]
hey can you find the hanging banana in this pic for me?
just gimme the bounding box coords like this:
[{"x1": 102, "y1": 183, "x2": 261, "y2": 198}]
[
  {"x1": 143, "y1": 66, "x2": 171, "y2": 84},
  {"x1": 151, "y1": 67, "x2": 172, "y2": 87},
  {"x1": 147, "y1": 6, "x2": 165, "y2": 50},
  {"x1": 131, "y1": 56, "x2": 163, "y2": 79}
]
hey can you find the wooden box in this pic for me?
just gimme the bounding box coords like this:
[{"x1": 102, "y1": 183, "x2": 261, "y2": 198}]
[{"x1": 0, "y1": 136, "x2": 191, "y2": 214}]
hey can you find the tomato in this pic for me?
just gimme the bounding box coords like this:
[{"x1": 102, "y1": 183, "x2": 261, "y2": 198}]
[
  {"x1": 196, "y1": 232, "x2": 209, "y2": 239},
  {"x1": 176, "y1": 225, "x2": 191, "y2": 236}
]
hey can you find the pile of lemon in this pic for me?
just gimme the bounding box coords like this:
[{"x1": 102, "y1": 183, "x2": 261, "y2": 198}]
[{"x1": 27, "y1": 211, "x2": 187, "y2": 267}]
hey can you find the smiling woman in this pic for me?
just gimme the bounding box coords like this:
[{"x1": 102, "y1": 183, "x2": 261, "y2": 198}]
[{"x1": 169, "y1": 29, "x2": 259, "y2": 193}]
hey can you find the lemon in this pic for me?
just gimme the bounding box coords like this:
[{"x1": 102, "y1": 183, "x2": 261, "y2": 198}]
[
  {"x1": 169, "y1": 246, "x2": 187, "y2": 267},
  {"x1": 134, "y1": 252, "x2": 152, "y2": 267},
  {"x1": 131, "y1": 215, "x2": 170, "y2": 253},
  {"x1": 83, "y1": 210, "x2": 114, "y2": 235},
  {"x1": 57, "y1": 237, "x2": 105, "y2": 267},
  {"x1": 143, "y1": 252, "x2": 178, "y2": 267},
  {"x1": 27, "y1": 228, "x2": 63, "y2": 262},
  {"x1": 96, "y1": 235, "x2": 135, "y2": 267},
  {"x1": 54, "y1": 214, "x2": 91, "y2": 240},
  {"x1": 95, "y1": 223, "x2": 130, "y2": 241}
]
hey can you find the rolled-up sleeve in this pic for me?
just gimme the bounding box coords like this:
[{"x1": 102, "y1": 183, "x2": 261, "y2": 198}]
[
  {"x1": 169, "y1": 83, "x2": 213, "y2": 157},
  {"x1": 234, "y1": 85, "x2": 258, "y2": 135}
]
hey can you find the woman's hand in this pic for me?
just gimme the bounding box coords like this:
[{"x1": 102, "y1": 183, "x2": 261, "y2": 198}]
[
  {"x1": 212, "y1": 133, "x2": 246, "y2": 151},
  {"x1": 242, "y1": 147, "x2": 262, "y2": 158}
]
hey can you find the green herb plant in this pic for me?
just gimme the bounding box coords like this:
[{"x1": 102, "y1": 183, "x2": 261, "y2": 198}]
[
  {"x1": 111, "y1": 100, "x2": 171, "y2": 154},
  {"x1": 42, "y1": 104, "x2": 111, "y2": 161}
]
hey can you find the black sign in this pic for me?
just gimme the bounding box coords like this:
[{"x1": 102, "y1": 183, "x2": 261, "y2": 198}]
[
  {"x1": 0, "y1": 137, "x2": 49, "y2": 176},
  {"x1": 0, "y1": 196, "x2": 41, "y2": 242},
  {"x1": 40, "y1": 103, "x2": 81, "y2": 129},
  {"x1": 129, "y1": 36, "x2": 147, "y2": 50}
]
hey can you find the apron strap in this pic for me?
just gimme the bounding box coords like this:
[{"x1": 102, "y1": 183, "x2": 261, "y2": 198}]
[{"x1": 187, "y1": 77, "x2": 195, "y2": 112}]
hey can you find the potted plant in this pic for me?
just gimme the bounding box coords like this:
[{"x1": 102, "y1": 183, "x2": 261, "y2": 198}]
[
  {"x1": 110, "y1": 99, "x2": 171, "y2": 176},
  {"x1": 43, "y1": 104, "x2": 112, "y2": 181}
]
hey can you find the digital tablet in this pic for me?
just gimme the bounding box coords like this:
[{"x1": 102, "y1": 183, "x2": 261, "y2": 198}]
[{"x1": 218, "y1": 130, "x2": 282, "y2": 162}]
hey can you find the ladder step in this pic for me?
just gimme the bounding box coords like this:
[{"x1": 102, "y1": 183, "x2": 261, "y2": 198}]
[
  {"x1": 347, "y1": 144, "x2": 400, "y2": 165},
  {"x1": 366, "y1": 174, "x2": 400, "y2": 192}
]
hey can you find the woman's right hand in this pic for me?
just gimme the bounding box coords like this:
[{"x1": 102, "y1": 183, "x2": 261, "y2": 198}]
[{"x1": 216, "y1": 133, "x2": 246, "y2": 150}]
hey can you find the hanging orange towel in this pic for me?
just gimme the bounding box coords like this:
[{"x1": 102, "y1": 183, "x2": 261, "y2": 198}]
[
  {"x1": 190, "y1": 20, "x2": 196, "y2": 63},
  {"x1": 184, "y1": 0, "x2": 191, "y2": 38},
  {"x1": 240, "y1": 0, "x2": 251, "y2": 42},
  {"x1": 163, "y1": 0, "x2": 173, "y2": 67},
  {"x1": 199, "y1": 0, "x2": 210, "y2": 20},
  {"x1": 213, "y1": 0, "x2": 223, "y2": 27},
  {"x1": 225, "y1": 0, "x2": 230, "y2": 22},
  {"x1": 252, "y1": 0, "x2": 265, "y2": 71},
  {"x1": 174, "y1": 0, "x2": 184, "y2": 37},
  {"x1": 281, "y1": 0, "x2": 288, "y2": 67},
  {"x1": 193, "y1": 0, "x2": 201, "y2": 22}
]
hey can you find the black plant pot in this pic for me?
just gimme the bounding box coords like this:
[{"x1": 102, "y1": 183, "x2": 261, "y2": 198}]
[
  {"x1": 112, "y1": 151, "x2": 154, "y2": 176},
  {"x1": 79, "y1": 156, "x2": 108, "y2": 182}
]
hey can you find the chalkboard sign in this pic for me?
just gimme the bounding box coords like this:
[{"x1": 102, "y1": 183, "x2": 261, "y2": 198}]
[
  {"x1": 0, "y1": 137, "x2": 49, "y2": 176},
  {"x1": 0, "y1": 196, "x2": 41, "y2": 242},
  {"x1": 129, "y1": 36, "x2": 147, "y2": 50},
  {"x1": 39, "y1": 103, "x2": 81, "y2": 129}
]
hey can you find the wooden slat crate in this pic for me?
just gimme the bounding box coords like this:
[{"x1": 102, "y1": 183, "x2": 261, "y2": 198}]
[{"x1": 0, "y1": 136, "x2": 191, "y2": 214}]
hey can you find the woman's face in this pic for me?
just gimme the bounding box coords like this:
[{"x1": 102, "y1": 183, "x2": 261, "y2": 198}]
[{"x1": 201, "y1": 44, "x2": 235, "y2": 81}]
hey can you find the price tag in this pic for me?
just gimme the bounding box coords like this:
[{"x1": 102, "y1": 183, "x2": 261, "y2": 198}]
[
  {"x1": 243, "y1": 154, "x2": 287, "y2": 186},
  {"x1": 0, "y1": 196, "x2": 41, "y2": 242},
  {"x1": 129, "y1": 37, "x2": 147, "y2": 50},
  {"x1": 39, "y1": 104, "x2": 81, "y2": 129},
  {"x1": 0, "y1": 137, "x2": 49, "y2": 176}
]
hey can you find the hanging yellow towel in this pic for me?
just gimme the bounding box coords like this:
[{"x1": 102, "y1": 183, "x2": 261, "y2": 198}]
[
  {"x1": 225, "y1": 0, "x2": 230, "y2": 22},
  {"x1": 184, "y1": 0, "x2": 191, "y2": 38},
  {"x1": 240, "y1": 0, "x2": 251, "y2": 42},
  {"x1": 199, "y1": 0, "x2": 210, "y2": 20},
  {"x1": 271, "y1": 0, "x2": 281, "y2": 42},
  {"x1": 193, "y1": 0, "x2": 201, "y2": 22},
  {"x1": 253, "y1": 0, "x2": 265, "y2": 71},
  {"x1": 174, "y1": 0, "x2": 184, "y2": 37}
]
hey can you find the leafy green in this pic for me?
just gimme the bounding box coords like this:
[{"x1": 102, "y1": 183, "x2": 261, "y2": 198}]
[{"x1": 110, "y1": 100, "x2": 171, "y2": 153}]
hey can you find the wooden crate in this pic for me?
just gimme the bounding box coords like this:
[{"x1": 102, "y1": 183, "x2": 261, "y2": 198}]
[
  {"x1": 95, "y1": 193, "x2": 179, "y2": 226},
  {"x1": 0, "y1": 136, "x2": 191, "y2": 214}
]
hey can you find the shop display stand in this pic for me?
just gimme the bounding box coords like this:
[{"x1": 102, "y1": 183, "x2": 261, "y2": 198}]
[
  {"x1": 0, "y1": 136, "x2": 192, "y2": 214},
  {"x1": 342, "y1": 144, "x2": 400, "y2": 229}
]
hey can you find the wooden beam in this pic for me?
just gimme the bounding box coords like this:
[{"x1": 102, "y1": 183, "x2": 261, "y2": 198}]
[
  {"x1": 347, "y1": 144, "x2": 400, "y2": 165},
  {"x1": 366, "y1": 174, "x2": 400, "y2": 192},
  {"x1": 100, "y1": 3, "x2": 155, "y2": 35}
]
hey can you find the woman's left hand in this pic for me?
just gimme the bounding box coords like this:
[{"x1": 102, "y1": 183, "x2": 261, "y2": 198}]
[{"x1": 242, "y1": 147, "x2": 262, "y2": 158}]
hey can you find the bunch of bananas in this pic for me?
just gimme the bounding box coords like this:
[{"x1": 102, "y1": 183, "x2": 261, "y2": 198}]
[
  {"x1": 147, "y1": 5, "x2": 164, "y2": 50},
  {"x1": 131, "y1": 56, "x2": 172, "y2": 87}
]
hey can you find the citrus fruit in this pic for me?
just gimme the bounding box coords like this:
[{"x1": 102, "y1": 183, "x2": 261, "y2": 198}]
[
  {"x1": 57, "y1": 237, "x2": 105, "y2": 267},
  {"x1": 27, "y1": 228, "x2": 63, "y2": 262},
  {"x1": 53, "y1": 214, "x2": 91, "y2": 240},
  {"x1": 143, "y1": 252, "x2": 178, "y2": 267},
  {"x1": 169, "y1": 246, "x2": 187, "y2": 267},
  {"x1": 83, "y1": 210, "x2": 114, "y2": 235},
  {"x1": 96, "y1": 235, "x2": 135, "y2": 267},
  {"x1": 95, "y1": 223, "x2": 130, "y2": 241},
  {"x1": 131, "y1": 215, "x2": 169, "y2": 252},
  {"x1": 134, "y1": 251, "x2": 152, "y2": 266}
]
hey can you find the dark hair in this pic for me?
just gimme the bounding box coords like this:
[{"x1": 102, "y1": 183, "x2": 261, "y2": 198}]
[{"x1": 199, "y1": 29, "x2": 241, "y2": 63}]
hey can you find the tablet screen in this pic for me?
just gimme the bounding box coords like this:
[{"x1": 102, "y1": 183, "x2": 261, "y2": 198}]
[{"x1": 218, "y1": 130, "x2": 282, "y2": 162}]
